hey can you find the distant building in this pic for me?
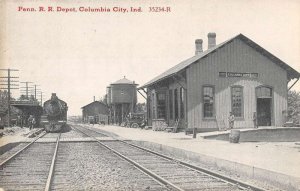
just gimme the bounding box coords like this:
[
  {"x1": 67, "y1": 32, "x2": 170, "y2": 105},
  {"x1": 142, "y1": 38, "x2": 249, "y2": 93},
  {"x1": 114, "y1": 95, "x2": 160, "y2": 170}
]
[
  {"x1": 139, "y1": 33, "x2": 300, "y2": 132},
  {"x1": 81, "y1": 101, "x2": 109, "y2": 124}
]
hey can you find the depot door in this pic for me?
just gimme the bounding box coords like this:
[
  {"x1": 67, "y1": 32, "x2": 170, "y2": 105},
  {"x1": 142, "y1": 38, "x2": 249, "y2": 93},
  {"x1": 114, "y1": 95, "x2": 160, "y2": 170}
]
[
  {"x1": 256, "y1": 86, "x2": 272, "y2": 126},
  {"x1": 257, "y1": 98, "x2": 271, "y2": 126}
]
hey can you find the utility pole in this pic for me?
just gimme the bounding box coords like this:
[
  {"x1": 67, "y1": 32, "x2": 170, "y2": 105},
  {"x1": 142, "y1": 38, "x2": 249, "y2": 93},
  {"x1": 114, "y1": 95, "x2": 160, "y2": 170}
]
[
  {"x1": 20, "y1": 82, "x2": 33, "y2": 99},
  {"x1": 37, "y1": 91, "x2": 44, "y2": 105},
  {"x1": 33, "y1": 84, "x2": 40, "y2": 100},
  {"x1": 24, "y1": 85, "x2": 42, "y2": 103},
  {"x1": 40, "y1": 92, "x2": 44, "y2": 105},
  {"x1": 0, "y1": 68, "x2": 19, "y2": 127}
]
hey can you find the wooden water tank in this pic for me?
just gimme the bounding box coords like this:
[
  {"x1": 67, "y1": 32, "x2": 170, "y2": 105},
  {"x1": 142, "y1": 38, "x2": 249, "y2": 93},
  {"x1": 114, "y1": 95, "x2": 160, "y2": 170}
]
[{"x1": 110, "y1": 77, "x2": 137, "y2": 104}]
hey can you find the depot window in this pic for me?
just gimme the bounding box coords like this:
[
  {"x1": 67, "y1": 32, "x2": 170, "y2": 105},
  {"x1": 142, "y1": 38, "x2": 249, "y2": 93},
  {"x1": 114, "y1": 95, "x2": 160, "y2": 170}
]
[
  {"x1": 231, "y1": 86, "x2": 244, "y2": 117},
  {"x1": 203, "y1": 86, "x2": 214, "y2": 118},
  {"x1": 156, "y1": 91, "x2": 166, "y2": 119}
]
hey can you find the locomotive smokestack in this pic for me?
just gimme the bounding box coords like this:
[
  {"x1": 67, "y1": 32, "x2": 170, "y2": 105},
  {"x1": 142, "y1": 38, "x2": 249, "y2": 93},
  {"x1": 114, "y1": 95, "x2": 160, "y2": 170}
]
[
  {"x1": 51, "y1": 93, "x2": 57, "y2": 101},
  {"x1": 93, "y1": 96, "x2": 95, "y2": 102}
]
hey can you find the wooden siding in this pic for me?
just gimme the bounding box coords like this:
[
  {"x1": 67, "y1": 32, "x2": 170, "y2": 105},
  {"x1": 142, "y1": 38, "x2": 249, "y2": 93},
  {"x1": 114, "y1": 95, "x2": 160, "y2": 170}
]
[
  {"x1": 82, "y1": 102, "x2": 109, "y2": 120},
  {"x1": 110, "y1": 84, "x2": 137, "y2": 104},
  {"x1": 147, "y1": 77, "x2": 187, "y2": 127},
  {"x1": 168, "y1": 78, "x2": 187, "y2": 126},
  {"x1": 187, "y1": 38, "x2": 288, "y2": 129}
]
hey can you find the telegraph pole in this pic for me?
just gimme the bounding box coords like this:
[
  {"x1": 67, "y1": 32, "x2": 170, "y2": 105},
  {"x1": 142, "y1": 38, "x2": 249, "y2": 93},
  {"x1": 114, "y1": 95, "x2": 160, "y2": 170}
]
[
  {"x1": 20, "y1": 84, "x2": 42, "y2": 103},
  {"x1": 33, "y1": 85, "x2": 40, "y2": 100},
  {"x1": 36, "y1": 91, "x2": 44, "y2": 105},
  {"x1": 40, "y1": 92, "x2": 43, "y2": 105},
  {"x1": 20, "y1": 82, "x2": 33, "y2": 99},
  {"x1": 0, "y1": 68, "x2": 19, "y2": 127},
  {"x1": 34, "y1": 85, "x2": 37, "y2": 100}
]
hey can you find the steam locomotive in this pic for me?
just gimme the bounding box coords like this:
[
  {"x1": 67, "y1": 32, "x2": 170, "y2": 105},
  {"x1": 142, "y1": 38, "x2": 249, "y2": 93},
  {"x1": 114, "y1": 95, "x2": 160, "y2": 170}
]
[{"x1": 41, "y1": 93, "x2": 68, "y2": 132}]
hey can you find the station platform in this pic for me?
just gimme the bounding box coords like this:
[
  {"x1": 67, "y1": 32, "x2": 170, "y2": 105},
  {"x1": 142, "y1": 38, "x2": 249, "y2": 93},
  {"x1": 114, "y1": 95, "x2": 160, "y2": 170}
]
[
  {"x1": 91, "y1": 124, "x2": 300, "y2": 190},
  {"x1": 200, "y1": 126, "x2": 300, "y2": 142}
]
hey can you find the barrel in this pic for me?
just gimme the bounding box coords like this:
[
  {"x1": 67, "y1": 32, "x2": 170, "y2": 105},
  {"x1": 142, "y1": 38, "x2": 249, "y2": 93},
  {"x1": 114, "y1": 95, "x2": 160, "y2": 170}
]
[{"x1": 229, "y1": 130, "x2": 240, "y2": 143}]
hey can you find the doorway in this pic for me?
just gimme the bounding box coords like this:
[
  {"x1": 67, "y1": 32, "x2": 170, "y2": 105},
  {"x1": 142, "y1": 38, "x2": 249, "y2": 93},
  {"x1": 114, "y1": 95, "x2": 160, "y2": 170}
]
[
  {"x1": 256, "y1": 86, "x2": 272, "y2": 126},
  {"x1": 257, "y1": 98, "x2": 271, "y2": 126}
]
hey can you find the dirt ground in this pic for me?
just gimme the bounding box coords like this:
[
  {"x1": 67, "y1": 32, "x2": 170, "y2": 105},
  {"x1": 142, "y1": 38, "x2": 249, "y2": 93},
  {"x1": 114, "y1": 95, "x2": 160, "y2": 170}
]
[{"x1": 0, "y1": 126, "x2": 31, "y2": 147}]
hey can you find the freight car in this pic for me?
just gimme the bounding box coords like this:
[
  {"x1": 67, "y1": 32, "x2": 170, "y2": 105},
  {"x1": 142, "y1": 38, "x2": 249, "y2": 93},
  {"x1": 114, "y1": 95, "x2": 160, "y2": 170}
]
[{"x1": 41, "y1": 93, "x2": 68, "y2": 132}]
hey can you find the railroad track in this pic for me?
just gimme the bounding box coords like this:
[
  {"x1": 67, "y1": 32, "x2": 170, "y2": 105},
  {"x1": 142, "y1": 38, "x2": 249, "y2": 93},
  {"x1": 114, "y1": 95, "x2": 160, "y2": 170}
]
[
  {"x1": 0, "y1": 131, "x2": 60, "y2": 191},
  {"x1": 1, "y1": 125, "x2": 265, "y2": 190},
  {"x1": 50, "y1": 141, "x2": 167, "y2": 190},
  {"x1": 0, "y1": 130, "x2": 47, "y2": 166},
  {"x1": 73, "y1": 124, "x2": 265, "y2": 191},
  {"x1": 50, "y1": 125, "x2": 167, "y2": 190},
  {"x1": 72, "y1": 124, "x2": 109, "y2": 137},
  {"x1": 1, "y1": 127, "x2": 168, "y2": 190}
]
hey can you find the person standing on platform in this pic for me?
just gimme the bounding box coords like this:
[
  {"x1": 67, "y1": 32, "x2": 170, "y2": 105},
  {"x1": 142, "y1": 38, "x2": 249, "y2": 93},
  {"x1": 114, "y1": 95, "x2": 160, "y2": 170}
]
[
  {"x1": 31, "y1": 117, "x2": 36, "y2": 129},
  {"x1": 17, "y1": 115, "x2": 21, "y2": 127},
  {"x1": 21, "y1": 114, "x2": 25, "y2": 128},
  {"x1": 228, "y1": 112, "x2": 235, "y2": 129},
  {"x1": 28, "y1": 115, "x2": 34, "y2": 130}
]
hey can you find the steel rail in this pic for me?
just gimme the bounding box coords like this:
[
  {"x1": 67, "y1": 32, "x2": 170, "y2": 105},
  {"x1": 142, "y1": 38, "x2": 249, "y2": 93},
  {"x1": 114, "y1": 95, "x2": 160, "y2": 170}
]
[
  {"x1": 122, "y1": 141, "x2": 261, "y2": 191},
  {"x1": 80, "y1": 125, "x2": 265, "y2": 191},
  {"x1": 44, "y1": 133, "x2": 61, "y2": 191},
  {"x1": 0, "y1": 130, "x2": 47, "y2": 167},
  {"x1": 72, "y1": 125, "x2": 182, "y2": 191}
]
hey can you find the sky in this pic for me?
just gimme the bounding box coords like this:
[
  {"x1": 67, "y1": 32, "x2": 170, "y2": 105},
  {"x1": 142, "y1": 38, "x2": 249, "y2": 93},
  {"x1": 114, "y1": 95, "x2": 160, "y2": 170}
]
[{"x1": 1, "y1": 0, "x2": 300, "y2": 115}]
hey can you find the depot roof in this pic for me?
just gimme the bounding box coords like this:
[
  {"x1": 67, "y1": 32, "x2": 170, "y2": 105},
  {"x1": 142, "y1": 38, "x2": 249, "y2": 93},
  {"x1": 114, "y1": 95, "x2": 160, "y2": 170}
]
[{"x1": 139, "y1": 33, "x2": 300, "y2": 89}]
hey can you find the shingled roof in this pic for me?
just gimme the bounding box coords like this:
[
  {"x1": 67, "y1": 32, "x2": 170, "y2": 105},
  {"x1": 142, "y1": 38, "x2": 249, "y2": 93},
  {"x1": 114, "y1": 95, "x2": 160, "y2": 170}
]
[{"x1": 139, "y1": 34, "x2": 300, "y2": 89}]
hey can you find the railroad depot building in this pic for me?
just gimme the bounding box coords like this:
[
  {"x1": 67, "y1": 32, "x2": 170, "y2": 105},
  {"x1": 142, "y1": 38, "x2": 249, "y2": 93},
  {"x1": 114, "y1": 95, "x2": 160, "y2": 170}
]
[
  {"x1": 139, "y1": 33, "x2": 300, "y2": 132},
  {"x1": 81, "y1": 101, "x2": 109, "y2": 124}
]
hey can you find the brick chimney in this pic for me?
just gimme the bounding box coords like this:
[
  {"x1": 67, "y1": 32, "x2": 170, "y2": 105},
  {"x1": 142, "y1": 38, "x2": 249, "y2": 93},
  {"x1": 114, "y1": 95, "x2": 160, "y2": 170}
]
[
  {"x1": 207, "y1": 32, "x2": 216, "y2": 49},
  {"x1": 195, "y1": 39, "x2": 203, "y2": 55}
]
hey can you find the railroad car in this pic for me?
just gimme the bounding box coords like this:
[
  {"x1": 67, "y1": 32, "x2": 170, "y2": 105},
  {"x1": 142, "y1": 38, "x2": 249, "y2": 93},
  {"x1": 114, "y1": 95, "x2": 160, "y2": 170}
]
[{"x1": 41, "y1": 93, "x2": 68, "y2": 132}]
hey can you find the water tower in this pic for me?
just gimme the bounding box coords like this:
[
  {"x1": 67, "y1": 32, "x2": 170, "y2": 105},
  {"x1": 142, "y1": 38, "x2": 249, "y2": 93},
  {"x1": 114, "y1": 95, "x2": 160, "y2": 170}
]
[{"x1": 107, "y1": 76, "x2": 137, "y2": 125}]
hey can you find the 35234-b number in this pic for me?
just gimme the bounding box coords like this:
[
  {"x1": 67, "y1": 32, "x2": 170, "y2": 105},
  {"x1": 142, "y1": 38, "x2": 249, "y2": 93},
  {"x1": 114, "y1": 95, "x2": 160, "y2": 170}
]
[{"x1": 149, "y1": 7, "x2": 171, "y2": 12}]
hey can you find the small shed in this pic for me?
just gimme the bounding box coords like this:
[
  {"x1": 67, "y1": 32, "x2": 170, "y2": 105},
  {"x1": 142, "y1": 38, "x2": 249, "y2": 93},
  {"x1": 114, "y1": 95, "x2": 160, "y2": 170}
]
[
  {"x1": 10, "y1": 100, "x2": 43, "y2": 127},
  {"x1": 81, "y1": 101, "x2": 109, "y2": 124}
]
